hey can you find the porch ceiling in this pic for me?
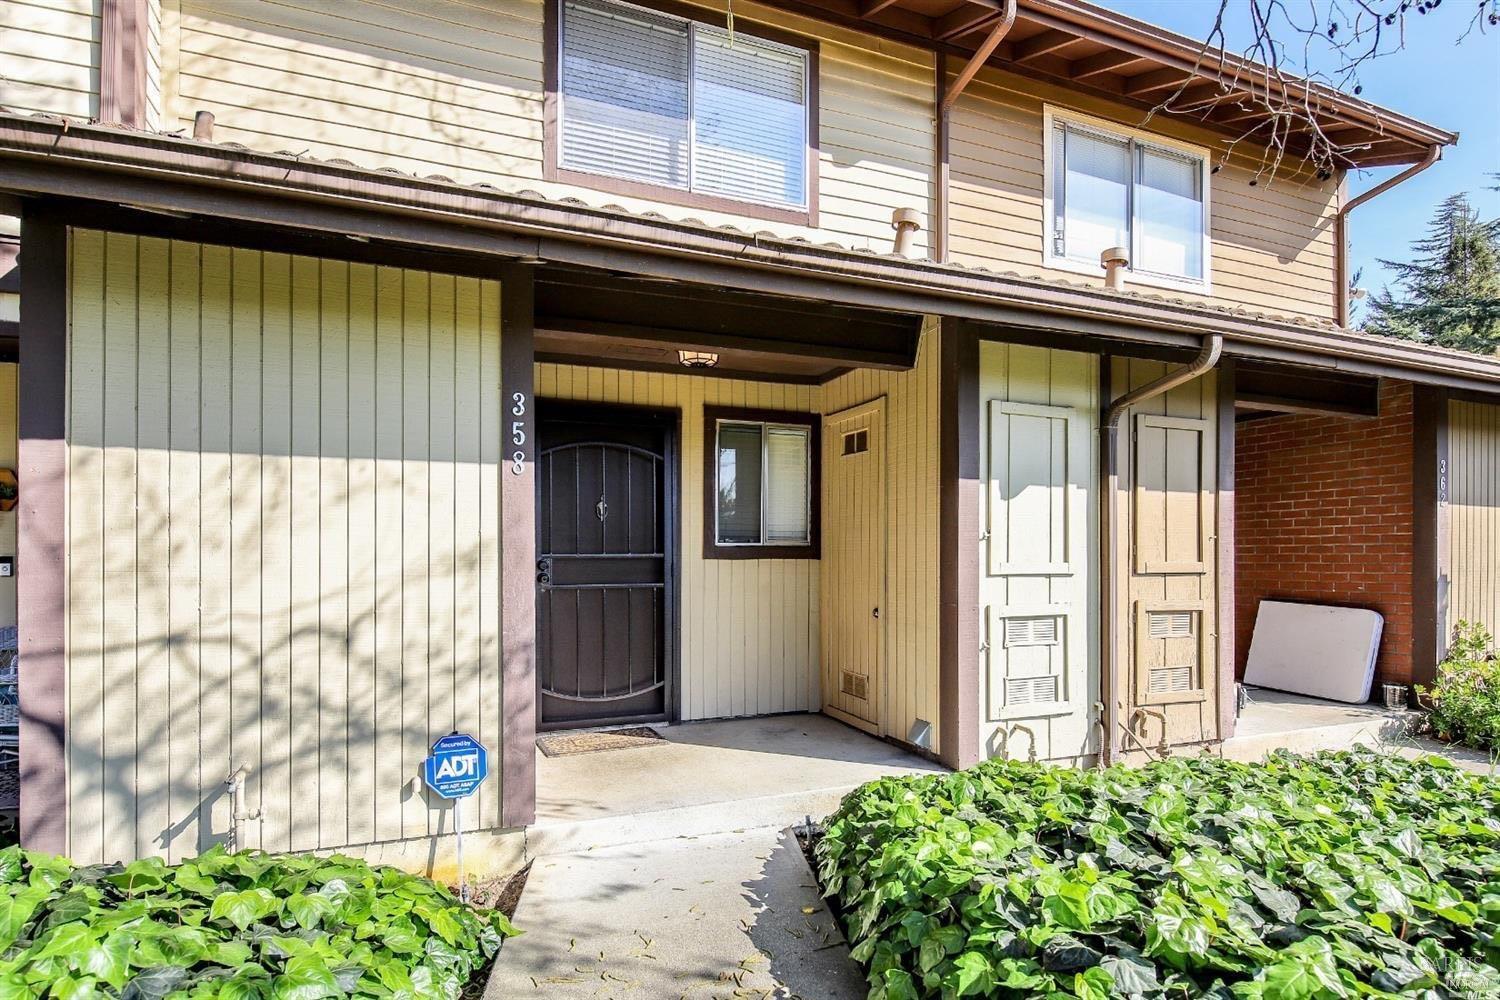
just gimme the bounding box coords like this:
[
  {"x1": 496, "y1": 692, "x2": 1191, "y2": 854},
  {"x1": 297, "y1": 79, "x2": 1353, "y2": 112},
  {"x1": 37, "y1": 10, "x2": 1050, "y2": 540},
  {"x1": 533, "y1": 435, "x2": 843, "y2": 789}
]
[
  {"x1": 762, "y1": 0, "x2": 1454, "y2": 167},
  {"x1": 534, "y1": 265, "x2": 925, "y2": 383}
]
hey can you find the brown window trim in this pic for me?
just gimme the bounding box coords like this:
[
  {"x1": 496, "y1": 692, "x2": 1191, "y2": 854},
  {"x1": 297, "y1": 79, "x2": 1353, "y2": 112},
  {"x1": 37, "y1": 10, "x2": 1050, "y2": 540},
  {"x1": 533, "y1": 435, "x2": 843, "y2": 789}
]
[
  {"x1": 703, "y1": 405, "x2": 820, "y2": 560},
  {"x1": 542, "y1": 0, "x2": 821, "y2": 229}
]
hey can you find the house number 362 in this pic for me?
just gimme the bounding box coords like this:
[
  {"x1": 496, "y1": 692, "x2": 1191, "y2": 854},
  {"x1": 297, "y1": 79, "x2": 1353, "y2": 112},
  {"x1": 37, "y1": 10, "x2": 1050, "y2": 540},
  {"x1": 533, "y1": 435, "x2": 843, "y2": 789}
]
[{"x1": 510, "y1": 392, "x2": 528, "y2": 476}]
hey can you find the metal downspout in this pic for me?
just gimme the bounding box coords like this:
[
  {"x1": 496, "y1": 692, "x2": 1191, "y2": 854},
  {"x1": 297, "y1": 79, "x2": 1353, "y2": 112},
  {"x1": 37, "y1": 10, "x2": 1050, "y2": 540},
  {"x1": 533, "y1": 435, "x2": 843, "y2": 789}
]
[
  {"x1": 1098, "y1": 334, "x2": 1222, "y2": 766},
  {"x1": 1334, "y1": 144, "x2": 1442, "y2": 326},
  {"x1": 933, "y1": 0, "x2": 1016, "y2": 262}
]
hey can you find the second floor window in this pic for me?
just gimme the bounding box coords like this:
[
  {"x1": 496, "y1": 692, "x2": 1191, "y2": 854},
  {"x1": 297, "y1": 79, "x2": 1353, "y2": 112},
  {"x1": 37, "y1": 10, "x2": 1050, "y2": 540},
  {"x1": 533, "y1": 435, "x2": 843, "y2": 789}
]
[
  {"x1": 558, "y1": 0, "x2": 811, "y2": 210},
  {"x1": 1048, "y1": 114, "x2": 1209, "y2": 285}
]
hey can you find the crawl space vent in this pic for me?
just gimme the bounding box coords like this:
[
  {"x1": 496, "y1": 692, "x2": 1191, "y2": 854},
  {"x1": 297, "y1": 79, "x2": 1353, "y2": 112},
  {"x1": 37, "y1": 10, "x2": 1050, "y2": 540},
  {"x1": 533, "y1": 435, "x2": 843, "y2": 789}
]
[
  {"x1": 840, "y1": 670, "x2": 868, "y2": 701},
  {"x1": 1003, "y1": 616, "x2": 1060, "y2": 647},
  {"x1": 1005, "y1": 676, "x2": 1059, "y2": 705}
]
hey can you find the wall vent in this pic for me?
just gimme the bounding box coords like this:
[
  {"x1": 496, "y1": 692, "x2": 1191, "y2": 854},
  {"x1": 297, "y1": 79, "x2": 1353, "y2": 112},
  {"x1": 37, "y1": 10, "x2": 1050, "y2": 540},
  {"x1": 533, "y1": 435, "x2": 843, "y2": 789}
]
[
  {"x1": 1005, "y1": 676, "x2": 1059, "y2": 706},
  {"x1": 1147, "y1": 610, "x2": 1195, "y2": 640},
  {"x1": 841, "y1": 670, "x2": 868, "y2": 700},
  {"x1": 1148, "y1": 665, "x2": 1195, "y2": 694},
  {"x1": 841, "y1": 429, "x2": 869, "y2": 456},
  {"x1": 1003, "y1": 616, "x2": 1060, "y2": 647}
]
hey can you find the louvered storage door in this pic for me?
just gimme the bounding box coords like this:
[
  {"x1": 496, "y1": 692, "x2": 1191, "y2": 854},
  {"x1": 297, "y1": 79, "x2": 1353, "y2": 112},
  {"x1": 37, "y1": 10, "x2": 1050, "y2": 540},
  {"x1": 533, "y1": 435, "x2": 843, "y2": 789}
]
[
  {"x1": 1134, "y1": 602, "x2": 1207, "y2": 706},
  {"x1": 559, "y1": 0, "x2": 691, "y2": 189},
  {"x1": 984, "y1": 401, "x2": 1088, "y2": 721}
]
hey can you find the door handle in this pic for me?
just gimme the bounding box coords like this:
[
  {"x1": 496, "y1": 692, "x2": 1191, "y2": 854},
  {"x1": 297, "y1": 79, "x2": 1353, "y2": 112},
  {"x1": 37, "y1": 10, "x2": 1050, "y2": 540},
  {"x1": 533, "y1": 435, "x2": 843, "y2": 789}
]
[
  {"x1": 872, "y1": 607, "x2": 880, "y2": 619},
  {"x1": 537, "y1": 557, "x2": 552, "y2": 587}
]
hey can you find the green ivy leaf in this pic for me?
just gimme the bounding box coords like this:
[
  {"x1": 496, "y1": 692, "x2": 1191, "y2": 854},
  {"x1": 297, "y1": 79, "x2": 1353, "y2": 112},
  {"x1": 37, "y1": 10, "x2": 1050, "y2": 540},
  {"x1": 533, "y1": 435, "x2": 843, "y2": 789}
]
[
  {"x1": 947, "y1": 951, "x2": 995, "y2": 997},
  {"x1": 210, "y1": 889, "x2": 280, "y2": 931}
]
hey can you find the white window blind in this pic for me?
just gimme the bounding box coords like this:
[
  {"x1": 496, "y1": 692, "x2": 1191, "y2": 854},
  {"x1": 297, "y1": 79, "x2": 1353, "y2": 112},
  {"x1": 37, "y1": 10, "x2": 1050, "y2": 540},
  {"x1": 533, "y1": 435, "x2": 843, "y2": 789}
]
[
  {"x1": 1051, "y1": 119, "x2": 1206, "y2": 283},
  {"x1": 765, "y1": 427, "x2": 811, "y2": 542},
  {"x1": 692, "y1": 28, "x2": 808, "y2": 207},
  {"x1": 1059, "y1": 126, "x2": 1130, "y2": 263},
  {"x1": 1135, "y1": 146, "x2": 1204, "y2": 279},
  {"x1": 559, "y1": 0, "x2": 690, "y2": 188},
  {"x1": 559, "y1": 0, "x2": 809, "y2": 209}
]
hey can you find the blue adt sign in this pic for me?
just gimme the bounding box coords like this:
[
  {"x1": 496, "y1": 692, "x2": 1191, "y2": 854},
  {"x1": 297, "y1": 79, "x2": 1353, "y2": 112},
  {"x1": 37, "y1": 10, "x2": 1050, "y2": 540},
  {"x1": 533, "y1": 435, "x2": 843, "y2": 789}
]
[{"x1": 423, "y1": 733, "x2": 489, "y2": 800}]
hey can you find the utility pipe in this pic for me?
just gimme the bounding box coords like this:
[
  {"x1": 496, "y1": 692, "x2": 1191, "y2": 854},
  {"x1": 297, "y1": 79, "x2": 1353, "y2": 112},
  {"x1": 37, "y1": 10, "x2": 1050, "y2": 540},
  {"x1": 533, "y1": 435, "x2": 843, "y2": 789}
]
[
  {"x1": 1333, "y1": 144, "x2": 1441, "y2": 326},
  {"x1": 933, "y1": 0, "x2": 1016, "y2": 262},
  {"x1": 1098, "y1": 333, "x2": 1222, "y2": 766}
]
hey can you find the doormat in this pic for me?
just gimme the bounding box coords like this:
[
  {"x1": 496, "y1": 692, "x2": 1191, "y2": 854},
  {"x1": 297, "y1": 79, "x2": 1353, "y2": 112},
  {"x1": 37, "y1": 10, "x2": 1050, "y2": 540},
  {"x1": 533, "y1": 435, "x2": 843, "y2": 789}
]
[{"x1": 537, "y1": 727, "x2": 666, "y2": 758}]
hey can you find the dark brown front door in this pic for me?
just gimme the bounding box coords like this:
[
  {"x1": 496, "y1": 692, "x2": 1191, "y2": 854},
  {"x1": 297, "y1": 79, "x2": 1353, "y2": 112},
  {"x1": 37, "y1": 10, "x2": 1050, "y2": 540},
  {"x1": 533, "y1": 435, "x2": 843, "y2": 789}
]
[{"x1": 537, "y1": 403, "x2": 674, "y2": 729}]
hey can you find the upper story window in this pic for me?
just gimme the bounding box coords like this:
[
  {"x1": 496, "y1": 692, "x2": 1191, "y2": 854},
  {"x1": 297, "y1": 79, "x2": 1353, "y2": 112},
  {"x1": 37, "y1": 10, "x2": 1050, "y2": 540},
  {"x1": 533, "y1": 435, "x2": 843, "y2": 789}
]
[
  {"x1": 704, "y1": 406, "x2": 819, "y2": 559},
  {"x1": 1044, "y1": 108, "x2": 1211, "y2": 289},
  {"x1": 556, "y1": 0, "x2": 813, "y2": 215}
]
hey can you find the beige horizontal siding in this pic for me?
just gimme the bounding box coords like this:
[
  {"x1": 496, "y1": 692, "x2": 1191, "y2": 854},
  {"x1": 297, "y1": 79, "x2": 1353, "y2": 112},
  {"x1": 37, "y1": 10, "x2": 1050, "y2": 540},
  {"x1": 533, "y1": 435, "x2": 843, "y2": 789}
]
[
  {"x1": 534, "y1": 364, "x2": 821, "y2": 721},
  {"x1": 820, "y1": 325, "x2": 940, "y2": 753},
  {"x1": 949, "y1": 68, "x2": 1339, "y2": 322},
  {"x1": 66, "y1": 229, "x2": 505, "y2": 864},
  {"x1": 163, "y1": 0, "x2": 935, "y2": 255},
  {"x1": 1447, "y1": 399, "x2": 1500, "y2": 648},
  {"x1": 0, "y1": 0, "x2": 98, "y2": 118}
]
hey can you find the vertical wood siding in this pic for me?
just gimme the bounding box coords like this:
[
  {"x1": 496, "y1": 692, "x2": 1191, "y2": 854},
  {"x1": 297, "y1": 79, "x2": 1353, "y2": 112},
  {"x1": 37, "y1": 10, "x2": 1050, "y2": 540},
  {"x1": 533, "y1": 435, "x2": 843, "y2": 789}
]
[
  {"x1": 161, "y1": 0, "x2": 934, "y2": 256},
  {"x1": 949, "y1": 67, "x2": 1339, "y2": 321},
  {"x1": 820, "y1": 329, "x2": 940, "y2": 753},
  {"x1": 0, "y1": 363, "x2": 15, "y2": 629},
  {"x1": 66, "y1": 230, "x2": 504, "y2": 863},
  {"x1": 1111, "y1": 359, "x2": 1222, "y2": 747},
  {"x1": 0, "y1": 0, "x2": 99, "y2": 118},
  {"x1": 977, "y1": 343, "x2": 1098, "y2": 763},
  {"x1": 1447, "y1": 399, "x2": 1500, "y2": 646},
  {"x1": 534, "y1": 364, "x2": 821, "y2": 720}
]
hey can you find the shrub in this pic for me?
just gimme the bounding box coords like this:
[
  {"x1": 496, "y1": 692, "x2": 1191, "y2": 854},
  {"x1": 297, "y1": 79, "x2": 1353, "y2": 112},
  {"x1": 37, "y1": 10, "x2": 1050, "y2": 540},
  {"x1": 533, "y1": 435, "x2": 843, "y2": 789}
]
[
  {"x1": 1418, "y1": 620, "x2": 1500, "y2": 753},
  {"x1": 0, "y1": 845, "x2": 519, "y2": 998},
  {"x1": 816, "y1": 749, "x2": 1500, "y2": 999}
]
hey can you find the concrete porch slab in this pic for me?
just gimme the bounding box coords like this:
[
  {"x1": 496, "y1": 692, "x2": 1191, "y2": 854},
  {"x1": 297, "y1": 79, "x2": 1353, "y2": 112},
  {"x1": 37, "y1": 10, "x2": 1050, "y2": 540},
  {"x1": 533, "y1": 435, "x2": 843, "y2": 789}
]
[
  {"x1": 527, "y1": 713, "x2": 944, "y2": 858},
  {"x1": 486, "y1": 826, "x2": 865, "y2": 1000},
  {"x1": 1221, "y1": 688, "x2": 1419, "y2": 761}
]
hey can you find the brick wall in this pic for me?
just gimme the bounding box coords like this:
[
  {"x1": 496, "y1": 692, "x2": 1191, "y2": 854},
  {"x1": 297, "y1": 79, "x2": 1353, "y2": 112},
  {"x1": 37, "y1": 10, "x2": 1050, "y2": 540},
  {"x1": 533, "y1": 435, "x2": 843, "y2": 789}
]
[{"x1": 1234, "y1": 382, "x2": 1414, "y2": 687}]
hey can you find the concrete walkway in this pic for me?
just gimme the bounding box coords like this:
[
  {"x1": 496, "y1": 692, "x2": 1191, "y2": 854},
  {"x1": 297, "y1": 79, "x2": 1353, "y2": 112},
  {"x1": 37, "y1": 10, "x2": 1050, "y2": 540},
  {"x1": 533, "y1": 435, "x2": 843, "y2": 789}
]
[{"x1": 487, "y1": 827, "x2": 866, "y2": 1000}]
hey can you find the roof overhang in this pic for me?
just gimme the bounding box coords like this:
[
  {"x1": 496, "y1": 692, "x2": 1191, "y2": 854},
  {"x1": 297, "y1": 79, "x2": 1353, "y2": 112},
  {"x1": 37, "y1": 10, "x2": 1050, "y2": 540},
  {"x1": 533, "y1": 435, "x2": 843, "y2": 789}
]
[
  {"x1": 760, "y1": 0, "x2": 1456, "y2": 167},
  {"x1": 0, "y1": 114, "x2": 1494, "y2": 393}
]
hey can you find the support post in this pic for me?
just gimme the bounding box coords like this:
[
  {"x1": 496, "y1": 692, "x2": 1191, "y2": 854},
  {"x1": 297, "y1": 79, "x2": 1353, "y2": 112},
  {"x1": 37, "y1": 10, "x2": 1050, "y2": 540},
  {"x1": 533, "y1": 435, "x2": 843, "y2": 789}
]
[
  {"x1": 18, "y1": 211, "x2": 68, "y2": 853},
  {"x1": 1411, "y1": 385, "x2": 1449, "y2": 690},
  {"x1": 938, "y1": 318, "x2": 980, "y2": 769},
  {"x1": 499, "y1": 264, "x2": 537, "y2": 828},
  {"x1": 1215, "y1": 360, "x2": 1237, "y2": 741}
]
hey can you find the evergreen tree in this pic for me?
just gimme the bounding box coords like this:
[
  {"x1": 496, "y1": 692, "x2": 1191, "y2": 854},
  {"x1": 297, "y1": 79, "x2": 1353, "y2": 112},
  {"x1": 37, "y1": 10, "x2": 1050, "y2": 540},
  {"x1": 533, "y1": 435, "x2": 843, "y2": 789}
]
[{"x1": 1363, "y1": 193, "x2": 1500, "y2": 355}]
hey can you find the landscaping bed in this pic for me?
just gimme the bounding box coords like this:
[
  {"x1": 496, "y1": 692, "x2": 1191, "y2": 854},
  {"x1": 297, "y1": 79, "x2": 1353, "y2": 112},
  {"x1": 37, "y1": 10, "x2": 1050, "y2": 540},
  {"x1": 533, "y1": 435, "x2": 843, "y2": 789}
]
[
  {"x1": 0, "y1": 845, "x2": 518, "y2": 998},
  {"x1": 816, "y1": 749, "x2": 1500, "y2": 998}
]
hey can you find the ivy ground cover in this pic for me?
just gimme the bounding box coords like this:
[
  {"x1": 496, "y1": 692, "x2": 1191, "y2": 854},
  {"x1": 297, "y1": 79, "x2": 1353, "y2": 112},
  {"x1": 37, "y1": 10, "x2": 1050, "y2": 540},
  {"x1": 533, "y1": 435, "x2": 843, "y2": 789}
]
[
  {"x1": 817, "y1": 749, "x2": 1500, "y2": 999},
  {"x1": 0, "y1": 845, "x2": 518, "y2": 998}
]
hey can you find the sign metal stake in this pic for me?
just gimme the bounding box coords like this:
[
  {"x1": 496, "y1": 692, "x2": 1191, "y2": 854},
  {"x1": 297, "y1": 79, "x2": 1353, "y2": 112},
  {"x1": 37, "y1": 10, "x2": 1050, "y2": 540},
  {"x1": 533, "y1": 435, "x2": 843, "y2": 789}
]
[{"x1": 455, "y1": 797, "x2": 467, "y2": 904}]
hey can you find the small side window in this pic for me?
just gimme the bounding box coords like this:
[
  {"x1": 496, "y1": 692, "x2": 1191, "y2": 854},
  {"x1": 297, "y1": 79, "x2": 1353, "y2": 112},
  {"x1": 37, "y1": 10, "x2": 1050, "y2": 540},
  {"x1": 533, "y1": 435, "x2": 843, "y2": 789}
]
[{"x1": 704, "y1": 406, "x2": 819, "y2": 558}]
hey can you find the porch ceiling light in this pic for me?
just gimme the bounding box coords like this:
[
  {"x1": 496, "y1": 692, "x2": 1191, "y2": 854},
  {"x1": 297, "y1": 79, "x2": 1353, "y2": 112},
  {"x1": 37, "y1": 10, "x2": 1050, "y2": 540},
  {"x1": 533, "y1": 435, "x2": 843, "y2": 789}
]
[{"x1": 678, "y1": 350, "x2": 719, "y2": 369}]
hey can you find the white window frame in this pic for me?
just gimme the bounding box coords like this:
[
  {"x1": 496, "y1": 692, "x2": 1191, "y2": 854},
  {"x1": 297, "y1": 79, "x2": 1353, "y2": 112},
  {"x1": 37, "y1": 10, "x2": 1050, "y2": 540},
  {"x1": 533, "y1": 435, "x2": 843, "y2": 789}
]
[
  {"x1": 555, "y1": 0, "x2": 813, "y2": 212},
  {"x1": 1041, "y1": 105, "x2": 1213, "y2": 294},
  {"x1": 713, "y1": 418, "x2": 813, "y2": 547}
]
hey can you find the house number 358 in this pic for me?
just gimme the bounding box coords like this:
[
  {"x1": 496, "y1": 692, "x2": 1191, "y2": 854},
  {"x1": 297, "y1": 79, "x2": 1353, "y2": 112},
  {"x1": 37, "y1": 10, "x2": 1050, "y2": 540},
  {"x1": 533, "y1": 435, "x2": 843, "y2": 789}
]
[{"x1": 510, "y1": 392, "x2": 528, "y2": 476}]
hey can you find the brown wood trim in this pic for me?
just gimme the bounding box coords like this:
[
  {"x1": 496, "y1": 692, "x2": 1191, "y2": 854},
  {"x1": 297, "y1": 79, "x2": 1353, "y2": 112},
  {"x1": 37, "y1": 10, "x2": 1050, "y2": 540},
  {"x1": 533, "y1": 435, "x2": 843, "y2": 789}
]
[
  {"x1": 534, "y1": 353, "x2": 824, "y2": 386},
  {"x1": 18, "y1": 213, "x2": 67, "y2": 853},
  {"x1": 542, "y1": 0, "x2": 820, "y2": 229},
  {"x1": 499, "y1": 264, "x2": 538, "y2": 829},
  {"x1": 933, "y1": 53, "x2": 950, "y2": 264},
  {"x1": 1215, "y1": 360, "x2": 1236, "y2": 741},
  {"x1": 1411, "y1": 384, "x2": 1449, "y2": 688},
  {"x1": 938, "y1": 318, "x2": 980, "y2": 769},
  {"x1": 99, "y1": 0, "x2": 149, "y2": 127},
  {"x1": 701, "y1": 404, "x2": 821, "y2": 560}
]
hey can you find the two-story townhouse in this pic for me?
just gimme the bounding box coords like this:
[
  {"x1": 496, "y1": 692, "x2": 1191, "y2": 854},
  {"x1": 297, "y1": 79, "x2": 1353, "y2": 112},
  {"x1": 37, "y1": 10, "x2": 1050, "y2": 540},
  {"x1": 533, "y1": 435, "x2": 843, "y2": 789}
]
[{"x1": 0, "y1": 0, "x2": 1496, "y2": 868}]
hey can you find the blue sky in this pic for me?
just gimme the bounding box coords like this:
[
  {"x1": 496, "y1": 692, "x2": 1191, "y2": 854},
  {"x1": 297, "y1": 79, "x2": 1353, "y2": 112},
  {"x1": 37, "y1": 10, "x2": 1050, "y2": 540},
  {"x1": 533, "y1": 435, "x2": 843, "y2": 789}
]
[{"x1": 1107, "y1": 0, "x2": 1500, "y2": 322}]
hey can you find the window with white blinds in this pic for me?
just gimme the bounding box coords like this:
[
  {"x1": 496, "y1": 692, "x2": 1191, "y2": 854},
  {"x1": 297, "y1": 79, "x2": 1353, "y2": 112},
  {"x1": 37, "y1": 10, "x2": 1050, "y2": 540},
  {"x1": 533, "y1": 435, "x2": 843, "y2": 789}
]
[
  {"x1": 558, "y1": 0, "x2": 810, "y2": 210},
  {"x1": 714, "y1": 419, "x2": 812, "y2": 547},
  {"x1": 1048, "y1": 115, "x2": 1208, "y2": 284}
]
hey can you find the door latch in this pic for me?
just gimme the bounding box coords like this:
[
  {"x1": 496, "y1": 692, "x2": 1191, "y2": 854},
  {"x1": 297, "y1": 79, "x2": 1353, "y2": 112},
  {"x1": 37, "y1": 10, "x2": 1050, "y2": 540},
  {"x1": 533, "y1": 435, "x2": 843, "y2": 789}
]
[
  {"x1": 872, "y1": 607, "x2": 880, "y2": 619},
  {"x1": 537, "y1": 557, "x2": 552, "y2": 587}
]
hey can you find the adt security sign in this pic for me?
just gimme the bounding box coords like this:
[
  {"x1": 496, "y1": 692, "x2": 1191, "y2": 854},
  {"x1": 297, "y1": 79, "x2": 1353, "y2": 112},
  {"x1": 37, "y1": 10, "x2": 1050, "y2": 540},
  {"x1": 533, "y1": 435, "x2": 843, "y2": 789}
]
[{"x1": 423, "y1": 733, "x2": 488, "y2": 799}]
